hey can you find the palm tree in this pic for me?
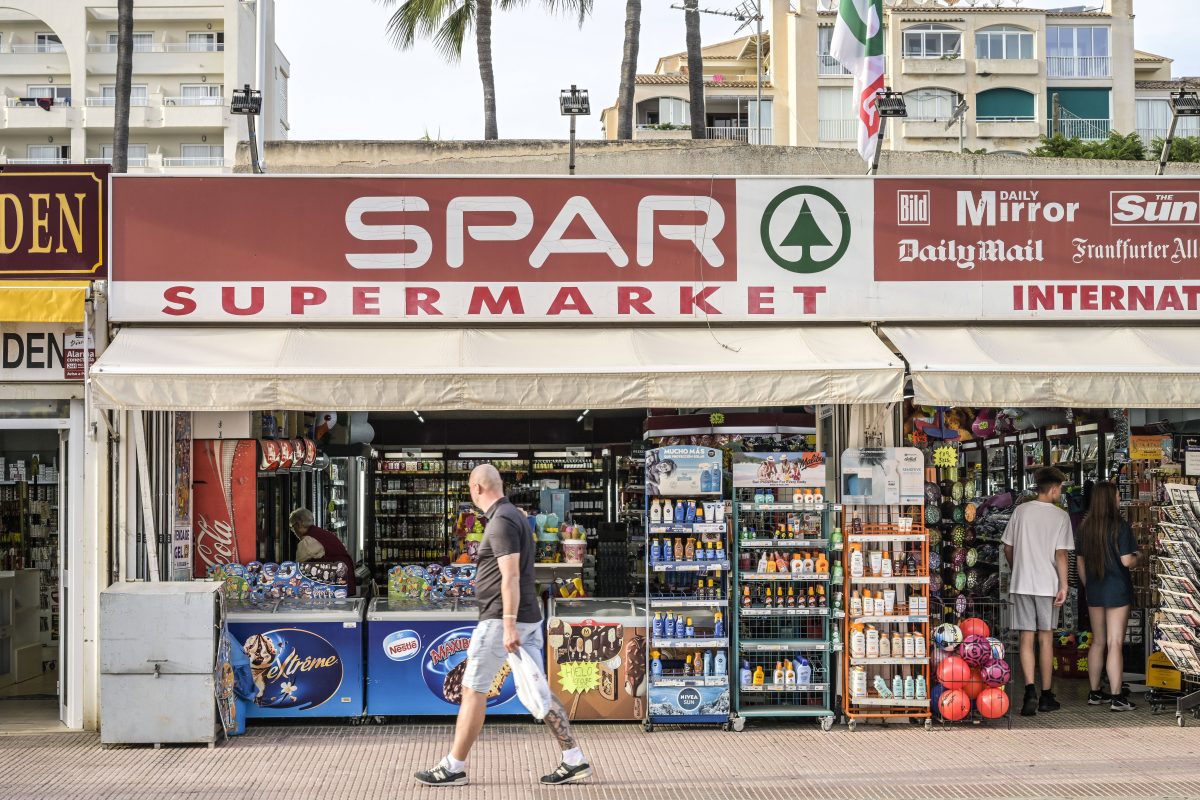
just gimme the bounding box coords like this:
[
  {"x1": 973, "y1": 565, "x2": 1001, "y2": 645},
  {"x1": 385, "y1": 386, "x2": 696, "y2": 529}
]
[
  {"x1": 112, "y1": 0, "x2": 134, "y2": 173},
  {"x1": 379, "y1": 0, "x2": 592, "y2": 140},
  {"x1": 616, "y1": 0, "x2": 641, "y2": 140},
  {"x1": 683, "y1": 0, "x2": 705, "y2": 139}
]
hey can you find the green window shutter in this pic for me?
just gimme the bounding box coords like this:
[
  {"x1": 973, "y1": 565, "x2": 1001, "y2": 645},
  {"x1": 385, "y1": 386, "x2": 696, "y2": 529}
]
[
  {"x1": 1047, "y1": 88, "x2": 1110, "y2": 120},
  {"x1": 976, "y1": 88, "x2": 1035, "y2": 120}
]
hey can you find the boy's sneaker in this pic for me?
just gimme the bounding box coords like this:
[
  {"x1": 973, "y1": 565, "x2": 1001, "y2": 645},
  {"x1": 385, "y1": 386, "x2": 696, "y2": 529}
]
[
  {"x1": 1110, "y1": 695, "x2": 1136, "y2": 713},
  {"x1": 540, "y1": 762, "x2": 592, "y2": 785},
  {"x1": 1021, "y1": 686, "x2": 1039, "y2": 716},
  {"x1": 1087, "y1": 690, "x2": 1111, "y2": 705},
  {"x1": 414, "y1": 764, "x2": 468, "y2": 787},
  {"x1": 1038, "y1": 691, "x2": 1061, "y2": 712}
]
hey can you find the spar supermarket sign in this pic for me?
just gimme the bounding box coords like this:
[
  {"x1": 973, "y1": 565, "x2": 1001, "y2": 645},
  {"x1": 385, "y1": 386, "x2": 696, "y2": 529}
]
[{"x1": 108, "y1": 176, "x2": 1200, "y2": 322}]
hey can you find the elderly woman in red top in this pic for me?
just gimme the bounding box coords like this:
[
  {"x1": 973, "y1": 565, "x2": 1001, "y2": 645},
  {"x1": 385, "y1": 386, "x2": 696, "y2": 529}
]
[{"x1": 289, "y1": 507, "x2": 356, "y2": 595}]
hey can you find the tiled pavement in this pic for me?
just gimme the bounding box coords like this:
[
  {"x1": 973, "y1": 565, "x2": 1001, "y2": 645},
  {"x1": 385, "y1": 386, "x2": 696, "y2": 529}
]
[{"x1": 2, "y1": 687, "x2": 1198, "y2": 800}]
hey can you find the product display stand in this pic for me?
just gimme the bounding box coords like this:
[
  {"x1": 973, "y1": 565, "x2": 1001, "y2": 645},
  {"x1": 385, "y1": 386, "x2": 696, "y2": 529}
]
[
  {"x1": 1152, "y1": 484, "x2": 1200, "y2": 726},
  {"x1": 731, "y1": 483, "x2": 836, "y2": 731},
  {"x1": 841, "y1": 448, "x2": 932, "y2": 731},
  {"x1": 644, "y1": 445, "x2": 730, "y2": 731}
]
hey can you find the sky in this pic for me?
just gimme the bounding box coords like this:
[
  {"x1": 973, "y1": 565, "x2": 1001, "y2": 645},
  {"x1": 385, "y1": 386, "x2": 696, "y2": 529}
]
[{"x1": 275, "y1": 0, "x2": 1200, "y2": 142}]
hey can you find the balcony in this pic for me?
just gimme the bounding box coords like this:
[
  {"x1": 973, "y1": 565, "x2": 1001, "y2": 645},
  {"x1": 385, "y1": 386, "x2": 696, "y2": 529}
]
[
  {"x1": 1047, "y1": 118, "x2": 1112, "y2": 141},
  {"x1": 82, "y1": 96, "x2": 157, "y2": 128},
  {"x1": 902, "y1": 57, "x2": 966, "y2": 76},
  {"x1": 162, "y1": 156, "x2": 228, "y2": 173},
  {"x1": 3, "y1": 99, "x2": 73, "y2": 129},
  {"x1": 706, "y1": 126, "x2": 772, "y2": 144},
  {"x1": 634, "y1": 125, "x2": 690, "y2": 140},
  {"x1": 818, "y1": 119, "x2": 856, "y2": 142},
  {"x1": 976, "y1": 58, "x2": 1040, "y2": 76},
  {"x1": 817, "y1": 54, "x2": 850, "y2": 77},
  {"x1": 161, "y1": 97, "x2": 228, "y2": 128},
  {"x1": 2, "y1": 157, "x2": 70, "y2": 165},
  {"x1": 85, "y1": 41, "x2": 224, "y2": 75},
  {"x1": 976, "y1": 118, "x2": 1040, "y2": 139},
  {"x1": 1047, "y1": 56, "x2": 1111, "y2": 78},
  {"x1": 902, "y1": 119, "x2": 959, "y2": 139},
  {"x1": 0, "y1": 45, "x2": 69, "y2": 76}
]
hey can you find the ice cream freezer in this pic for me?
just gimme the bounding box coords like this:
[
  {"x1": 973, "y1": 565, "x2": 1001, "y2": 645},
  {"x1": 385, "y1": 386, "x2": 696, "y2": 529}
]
[
  {"x1": 366, "y1": 598, "x2": 532, "y2": 716},
  {"x1": 546, "y1": 598, "x2": 647, "y2": 721},
  {"x1": 225, "y1": 597, "x2": 365, "y2": 719}
]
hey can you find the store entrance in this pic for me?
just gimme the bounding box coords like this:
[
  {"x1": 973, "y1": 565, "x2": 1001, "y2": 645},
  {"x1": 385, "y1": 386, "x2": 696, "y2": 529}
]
[{"x1": 0, "y1": 413, "x2": 75, "y2": 732}]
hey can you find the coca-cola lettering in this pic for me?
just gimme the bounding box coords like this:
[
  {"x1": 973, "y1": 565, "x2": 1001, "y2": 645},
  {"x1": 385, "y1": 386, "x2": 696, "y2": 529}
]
[{"x1": 194, "y1": 514, "x2": 236, "y2": 569}]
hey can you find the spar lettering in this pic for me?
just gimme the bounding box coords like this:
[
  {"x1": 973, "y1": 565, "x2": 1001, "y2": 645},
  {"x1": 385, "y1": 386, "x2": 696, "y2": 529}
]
[
  {"x1": 428, "y1": 637, "x2": 470, "y2": 666},
  {"x1": 898, "y1": 239, "x2": 1044, "y2": 271},
  {"x1": 1012, "y1": 284, "x2": 1200, "y2": 312},
  {"x1": 264, "y1": 648, "x2": 340, "y2": 681}
]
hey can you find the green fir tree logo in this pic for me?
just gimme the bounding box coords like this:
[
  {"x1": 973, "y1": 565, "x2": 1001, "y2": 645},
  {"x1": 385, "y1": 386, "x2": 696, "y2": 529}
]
[{"x1": 760, "y1": 187, "x2": 851, "y2": 274}]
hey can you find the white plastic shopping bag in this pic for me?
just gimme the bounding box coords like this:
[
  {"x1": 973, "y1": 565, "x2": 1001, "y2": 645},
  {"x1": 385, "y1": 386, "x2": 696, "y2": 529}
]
[{"x1": 507, "y1": 648, "x2": 551, "y2": 720}]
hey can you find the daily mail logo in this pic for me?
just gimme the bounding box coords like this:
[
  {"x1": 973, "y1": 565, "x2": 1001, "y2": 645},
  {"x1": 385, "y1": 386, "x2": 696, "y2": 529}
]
[
  {"x1": 897, "y1": 190, "x2": 930, "y2": 226},
  {"x1": 1110, "y1": 190, "x2": 1200, "y2": 226}
]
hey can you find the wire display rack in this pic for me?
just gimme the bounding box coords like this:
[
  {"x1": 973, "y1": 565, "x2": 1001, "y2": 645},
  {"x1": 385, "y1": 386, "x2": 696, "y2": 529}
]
[
  {"x1": 731, "y1": 494, "x2": 836, "y2": 731},
  {"x1": 929, "y1": 596, "x2": 1014, "y2": 729},
  {"x1": 1151, "y1": 485, "x2": 1200, "y2": 727}
]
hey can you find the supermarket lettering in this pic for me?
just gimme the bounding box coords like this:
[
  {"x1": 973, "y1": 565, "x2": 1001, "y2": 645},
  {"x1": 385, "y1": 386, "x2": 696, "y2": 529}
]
[
  {"x1": 1011, "y1": 284, "x2": 1200, "y2": 312},
  {"x1": 344, "y1": 194, "x2": 726, "y2": 270}
]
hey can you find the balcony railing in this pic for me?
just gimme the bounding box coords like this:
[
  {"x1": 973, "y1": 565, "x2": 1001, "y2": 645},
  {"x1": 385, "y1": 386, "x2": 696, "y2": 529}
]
[
  {"x1": 818, "y1": 119, "x2": 856, "y2": 142},
  {"x1": 163, "y1": 157, "x2": 226, "y2": 168},
  {"x1": 9, "y1": 44, "x2": 66, "y2": 54},
  {"x1": 86, "y1": 41, "x2": 224, "y2": 54},
  {"x1": 5, "y1": 157, "x2": 70, "y2": 164},
  {"x1": 1046, "y1": 55, "x2": 1111, "y2": 78},
  {"x1": 1048, "y1": 118, "x2": 1112, "y2": 140},
  {"x1": 87, "y1": 43, "x2": 158, "y2": 53},
  {"x1": 85, "y1": 156, "x2": 149, "y2": 167},
  {"x1": 817, "y1": 54, "x2": 850, "y2": 76},
  {"x1": 163, "y1": 96, "x2": 225, "y2": 107},
  {"x1": 85, "y1": 96, "x2": 151, "y2": 107},
  {"x1": 705, "y1": 126, "x2": 772, "y2": 144},
  {"x1": 6, "y1": 97, "x2": 70, "y2": 108}
]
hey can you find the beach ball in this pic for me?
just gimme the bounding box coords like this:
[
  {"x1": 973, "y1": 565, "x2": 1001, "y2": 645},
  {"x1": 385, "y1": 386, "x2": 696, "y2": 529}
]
[
  {"x1": 977, "y1": 687, "x2": 1010, "y2": 719},
  {"x1": 939, "y1": 688, "x2": 971, "y2": 722},
  {"x1": 937, "y1": 655, "x2": 971, "y2": 691}
]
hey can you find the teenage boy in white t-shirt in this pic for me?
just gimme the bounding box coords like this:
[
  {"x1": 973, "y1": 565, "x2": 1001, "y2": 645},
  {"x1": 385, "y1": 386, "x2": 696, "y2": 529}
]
[{"x1": 1002, "y1": 466, "x2": 1074, "y2": 716}]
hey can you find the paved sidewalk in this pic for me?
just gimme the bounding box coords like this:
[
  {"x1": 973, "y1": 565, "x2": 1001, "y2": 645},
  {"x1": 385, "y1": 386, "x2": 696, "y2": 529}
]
[{"x1": 2, "y1": 695, "x2": 1198, "y2": 800}]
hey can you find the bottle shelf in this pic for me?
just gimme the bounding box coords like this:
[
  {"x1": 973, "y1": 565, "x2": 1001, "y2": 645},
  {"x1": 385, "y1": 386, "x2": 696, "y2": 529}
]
[
  {"x1": 741, "y1": 639, "x2": 829, "y2": 652},
  {"x1": 849, "y1": 657, "x2": 929, "y2": 666},
  {"x1": 849, "y1": 696, "x2": 929, "y2": 707},
  {"x1": 738, "y1": 607, "x2": 829, "y2": 617},
  {"x1": 850, "y1": 615, "x2": 929, "y2": 624},
  {"x1": 739, "y1": 538, "x2": 829, "y2": 548},
  {"x1": 739, "y1": 572, "x2": 830, "y2": 582},
  {"x1": 649, "y1": 598, "x2": 728, "y2": 608},
  {"x1": 849, "y1": 576, "x2": 929, "y2": 585},
  {"x1": 735, "y1": 706, "x2": 833, "y2": 718},
  {"x1": 650, "y1": 676, "x2": 728, "y2": 688},
  {"x1": 652, "y1": 560, "x2": 731, "y2": 573},
  {"x1": 649, "y1": 523, "x2": 727, "y2": 535},
  {"x1": 652, "y1": 637, "x2": 728, "y2": 649},
  {"x1": 847, "y1": 534, "x2": 926, "y2": 543},
  {"x1": 738, "y1": 502, "x2": 830, "y2": 512},
  {"x1": 739, "y1": 682, "x2": 828, "y2": 693}
]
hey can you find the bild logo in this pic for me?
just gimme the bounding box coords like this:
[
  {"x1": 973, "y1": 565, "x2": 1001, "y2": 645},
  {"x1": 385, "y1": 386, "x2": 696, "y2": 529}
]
[
  {"x1": 677, "y1": 687, "x2": 702, "y2": 711},
  {"x1": 383, "y1": 629, "x2": 422, "y2": 662},
  {"x1": 760, "y1": 186, "x2": 851, "y2": 274}
]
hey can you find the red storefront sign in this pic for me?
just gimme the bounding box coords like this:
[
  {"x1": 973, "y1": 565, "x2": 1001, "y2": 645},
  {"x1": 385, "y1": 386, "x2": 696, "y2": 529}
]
[
  {"x1": 192, "y1": 439, "x2": 257, "y2": 577},
  {"x1": 0, "y1": 165, "x2": 107, "y2": 279},
  {"x1": 108, "y1": 176, "x2": 1200, "y2": 322}
]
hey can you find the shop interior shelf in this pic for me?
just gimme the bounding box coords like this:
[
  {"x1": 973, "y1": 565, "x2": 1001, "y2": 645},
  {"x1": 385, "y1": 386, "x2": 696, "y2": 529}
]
[
  {"x1": 849, "y1": 657, "x2": 929, "y2": 666},
  {"x1": 652, "y1": 637, "x2": 728, "y2": 649},
  {"x1": 851, "y1": 615, "x2": 928, "y2": 624},
  {"x1": 847, "y1": 534, "x2": 926, "y2": 543},
  {"x1": 740, "y1": 538, "x2": 829, "y2": 548},
  {"x1": 849, "y1": 696, "x2": 929, "y2": 707},
  {"x1": 739, "y1": 607, "x2": 829, "y2": 617},
  {"x1": 649, "y1": 523, "x2": 728, "y2": 535},
  {"x1": 850, "y1": 576, "x2": 929, "y2": 585},
  {"x1": 652, "y1": 561, "x2": 731, "y2": 573},
  {"x1": 735, "y1": 706, "x2": 833, "y2": 718},
  {"x1": 650, "y1": 676, "x2": 728, "y2": 687},
  {"x1": 740, "y1": 572, "x2": 830, "y2": 582},
  {"x1": 741, "y1": 639, "x2": 828, "y2": 652},
  {"x1": 649, "y1": 598, "x2": 729, "y2": 608},
  {"x1": 739, "y1": 682, "x2": 828, "y2": 693},
  {"x1": 738, "y1": 503, "x2": 829, "y2": 512},
  {"x1": 375, "y1": 491, "x2": 444, "y2": 497}
]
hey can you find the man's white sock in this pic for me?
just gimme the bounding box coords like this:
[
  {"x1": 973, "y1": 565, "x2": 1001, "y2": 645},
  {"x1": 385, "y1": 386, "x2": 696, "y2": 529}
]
[
  {"x1": 562, "y1": 747, "x2": 585, "y2": 767},
  {"x1": 441, "y1": 755, "x2": 466, "y2": 773}
]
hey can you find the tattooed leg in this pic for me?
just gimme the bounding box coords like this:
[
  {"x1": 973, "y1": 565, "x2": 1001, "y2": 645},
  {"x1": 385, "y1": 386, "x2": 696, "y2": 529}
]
[{"x1": 542, "y1": 695, "x2": 578, "y2": 750}]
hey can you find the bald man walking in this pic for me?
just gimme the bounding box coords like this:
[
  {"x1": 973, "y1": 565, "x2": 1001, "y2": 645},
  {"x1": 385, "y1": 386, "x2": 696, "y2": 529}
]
[{"x1": 415, "y1": 464, "x2": 591, "y2": 787}]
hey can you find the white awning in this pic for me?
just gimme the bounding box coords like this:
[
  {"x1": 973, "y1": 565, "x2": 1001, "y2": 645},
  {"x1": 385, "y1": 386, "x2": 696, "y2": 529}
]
[
  {"x1": 884, "y1": 326, "x2": 1200, "y2": 408},
  {"x1": 91, "y1": 326, "x2": 904, "y2": 411}
]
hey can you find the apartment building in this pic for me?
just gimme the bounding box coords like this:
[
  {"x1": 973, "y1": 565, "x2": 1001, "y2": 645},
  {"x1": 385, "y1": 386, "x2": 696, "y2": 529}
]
[
  {"x1": 0, "y1": 0, "x2": 288, "y2": 172},
  {"x1": 600, "y1": 33, "x2": 774, "y2": 144},
  {"x1": 771, "y1": 0, "x2": 1184, "y2": 154}
]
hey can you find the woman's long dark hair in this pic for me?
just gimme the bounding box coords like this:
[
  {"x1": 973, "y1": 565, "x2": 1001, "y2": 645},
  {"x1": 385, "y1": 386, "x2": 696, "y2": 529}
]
[{"x1": 1077, "y1": 481, "x2": 1121, "y2": 581}]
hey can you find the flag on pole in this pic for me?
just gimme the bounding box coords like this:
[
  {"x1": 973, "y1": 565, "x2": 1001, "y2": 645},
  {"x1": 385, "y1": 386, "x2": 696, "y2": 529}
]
[{"x1": 831, "y1": 0, "x2": 885, "y2": 163}]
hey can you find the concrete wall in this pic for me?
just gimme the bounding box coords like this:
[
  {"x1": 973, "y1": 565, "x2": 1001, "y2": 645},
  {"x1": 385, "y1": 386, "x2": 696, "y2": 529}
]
[{"x1": 241, "y1": 137, "x2": 1200, "y2": 175}]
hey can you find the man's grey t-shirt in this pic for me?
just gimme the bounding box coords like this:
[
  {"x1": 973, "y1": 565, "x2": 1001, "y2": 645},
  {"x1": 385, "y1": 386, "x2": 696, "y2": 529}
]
[
  {"x1": 474, "y1": 497, "x2": 541, "y2": 623},
  {"x1": 1002, "y1": 499, "x2": 1075, "y2": 596}
]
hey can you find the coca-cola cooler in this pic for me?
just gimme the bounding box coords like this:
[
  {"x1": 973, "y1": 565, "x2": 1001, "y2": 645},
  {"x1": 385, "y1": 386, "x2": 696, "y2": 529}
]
[{"x1": 546, "y1": 598, "x2": 647, "y2": 721}]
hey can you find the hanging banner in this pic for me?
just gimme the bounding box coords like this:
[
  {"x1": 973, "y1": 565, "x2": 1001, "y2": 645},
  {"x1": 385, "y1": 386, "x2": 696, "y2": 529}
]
[
  {"x1": 192, "y1": 439, "x2": 257, "y2": 578},
  {"x1": 172, "y1": 412, "x2": 193, "y2": 580},
  {"x1": 107, "y1": 176, "x2": 1200, "y2": 323}
]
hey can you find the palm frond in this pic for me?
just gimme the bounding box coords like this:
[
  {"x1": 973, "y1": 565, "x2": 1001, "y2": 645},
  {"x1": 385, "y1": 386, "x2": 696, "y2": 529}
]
[
  {"x1": 434, "y1": 1, "x2": 477, "y2": 62},
  {"x1": 377, "y1": 0, "x2": 474, "y2": 59},
  {"x1": 538, "y1": 0, "x2": 593, "y2": 26}
]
